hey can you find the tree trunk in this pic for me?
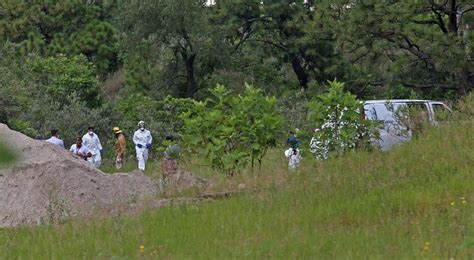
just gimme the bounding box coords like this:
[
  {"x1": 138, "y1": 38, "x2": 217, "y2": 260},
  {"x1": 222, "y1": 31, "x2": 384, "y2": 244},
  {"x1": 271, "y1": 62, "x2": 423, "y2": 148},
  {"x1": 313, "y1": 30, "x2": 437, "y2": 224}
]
[
  {"x1": 182, "y1": 52, "x2": 197, "y2": 98},
  {"x1": 289, "y1": 53, "x2": 309, "y2": 90},
  {"x1": 447, "y1": 0, "x2": 458, "y2": 33}
]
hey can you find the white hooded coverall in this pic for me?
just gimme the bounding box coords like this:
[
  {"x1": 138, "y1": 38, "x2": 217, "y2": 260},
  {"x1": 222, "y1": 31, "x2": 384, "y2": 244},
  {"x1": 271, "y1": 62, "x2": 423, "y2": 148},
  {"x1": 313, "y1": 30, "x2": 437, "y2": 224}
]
[
  {"x1": 133, "y1": 129, "x2": 152, "y2": 171},
  {"x1": 82, "y1": 133, "x2": 103, "y2": 168}
]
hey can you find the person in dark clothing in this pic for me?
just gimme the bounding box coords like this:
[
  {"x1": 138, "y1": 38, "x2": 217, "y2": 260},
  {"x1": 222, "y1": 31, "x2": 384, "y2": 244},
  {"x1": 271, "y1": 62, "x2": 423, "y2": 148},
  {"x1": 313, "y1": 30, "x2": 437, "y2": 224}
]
[
  {"x1": 287, "y1": 131, "x2": 300, "y2": 149},
  {"x1": 162, "y1": 135, "x2": 180, "y2": 177}
]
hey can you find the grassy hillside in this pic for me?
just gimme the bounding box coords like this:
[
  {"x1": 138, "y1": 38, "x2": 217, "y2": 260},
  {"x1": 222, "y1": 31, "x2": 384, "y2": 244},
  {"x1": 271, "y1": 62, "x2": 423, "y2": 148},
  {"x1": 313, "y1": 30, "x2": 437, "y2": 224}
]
[{"x1": 1, "y1": 120, "x2": 473, "y2": 258}]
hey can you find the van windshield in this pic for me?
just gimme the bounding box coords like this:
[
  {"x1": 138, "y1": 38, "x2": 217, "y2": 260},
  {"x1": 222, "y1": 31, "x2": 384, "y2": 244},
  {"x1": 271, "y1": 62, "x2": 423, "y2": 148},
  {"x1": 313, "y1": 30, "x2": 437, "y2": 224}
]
[
  {"x1": 403, "y1": 103, "x2": 430, "y2": 122},
  {"x1": 371, "y1": 103, "x2": 398, "y2": 122}
]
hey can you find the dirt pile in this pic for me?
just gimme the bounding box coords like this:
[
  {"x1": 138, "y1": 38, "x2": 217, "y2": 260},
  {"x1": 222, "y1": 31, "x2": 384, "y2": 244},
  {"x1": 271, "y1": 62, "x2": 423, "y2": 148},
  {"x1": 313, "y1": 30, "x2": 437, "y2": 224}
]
[
  {"x1": 0, "y1": 124, "x2": 161, "y2": 227},
  {"x1": 165, "y1": 170, "x2": 209, "y2": 191}
]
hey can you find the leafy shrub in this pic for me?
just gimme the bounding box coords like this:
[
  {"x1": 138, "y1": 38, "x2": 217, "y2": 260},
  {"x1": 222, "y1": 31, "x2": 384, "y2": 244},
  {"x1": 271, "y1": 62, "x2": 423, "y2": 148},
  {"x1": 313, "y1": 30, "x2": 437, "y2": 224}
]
[
  {"x1": 0, "y1": 44, "x2": 30, "y2": 125},
  {"x1": 7, "y1": 119, "x2": 37, "y2": 138},
  {"x1": 115, "y1": 94, "x2": 196, "y2": 159},
  {"x1": 0, "y1": 141, "x2": 16, "y2": 166},
  {"x1": 453, "y1": 93, "x2": 474, "y2": 120},
  {"x1": 181, "y1": 84, "x2": 283, "y2": 175},
  {"x1": 22, "y1": 94, "x2": 118, "y2": 149},
  {"x1": 277, "y1": 90, "x2": 311, "y2": 143},
  {"x1": 27, "y1": 54, "x2": 100, "y2": 107},
  {"x1": 307, "y1": 80, "x2": 378, "y2": 159}
]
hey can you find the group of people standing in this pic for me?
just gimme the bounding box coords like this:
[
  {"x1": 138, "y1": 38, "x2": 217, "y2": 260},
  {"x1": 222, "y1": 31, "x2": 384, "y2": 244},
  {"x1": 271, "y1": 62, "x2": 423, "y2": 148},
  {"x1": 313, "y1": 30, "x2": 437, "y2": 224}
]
[
  {"x1": 45, "y1": 122, "x2": 304, "y2": 172},
  {"x1": 45, "y1": 120, "x2": 155, "y2": 172}
]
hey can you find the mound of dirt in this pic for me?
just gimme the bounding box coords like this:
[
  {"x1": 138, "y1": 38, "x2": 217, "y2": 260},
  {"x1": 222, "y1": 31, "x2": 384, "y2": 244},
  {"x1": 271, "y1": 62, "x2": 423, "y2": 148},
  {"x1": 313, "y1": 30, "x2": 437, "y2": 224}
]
[
  {"x1": 165, "y1": 170, "x2": 209, "y2": 191},
  {"x1": 0, "y1": 124, "x2": 206, "y2": 227}
]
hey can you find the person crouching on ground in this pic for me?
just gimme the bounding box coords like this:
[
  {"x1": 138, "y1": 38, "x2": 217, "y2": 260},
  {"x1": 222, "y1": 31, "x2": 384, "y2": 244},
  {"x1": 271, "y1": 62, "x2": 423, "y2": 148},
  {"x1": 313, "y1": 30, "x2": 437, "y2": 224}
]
[
  {"x1": 285, "y1": 147, "x2": 301, "y2": 170},
  {"x1": 113, "y1": 127, "x2": 126, "y2": 170},
  {"x1": 133, "y1": 121, "x2": 152, "y2": 171},
  {"x1": 162, "y1": 134, "x2": 180, "y2": 178},
  {"x1": 70, "y1": 137, "x2": 92, "y2": 160}
]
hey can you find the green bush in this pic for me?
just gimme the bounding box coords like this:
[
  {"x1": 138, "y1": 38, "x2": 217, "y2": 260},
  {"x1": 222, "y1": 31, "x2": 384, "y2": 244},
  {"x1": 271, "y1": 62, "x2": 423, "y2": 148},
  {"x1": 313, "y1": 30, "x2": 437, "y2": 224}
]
[
  {"x1": 27, "y1": 54, "x2": 100, "y2": 108},
  {"x1": 7, "y1": 119, "x2": 37, "y2": 138},
  {"x1": 453, "y1": 93, "x2": 474, "y2": 120},
  {"x1": 181, "y1": 84, "x2": 283, "y2": 175},
  {"x1": 0, "y1": 141, "x2": 16, "y2": 166},
  {"x1": 115, "y1": 94, "x2": 195, "y2": 159},
  {"x1": 22, "y1": 94, "x2": 118, "y2": 148},
  {"x1": 0, "y1": 44, "x2": 30, "y2": 125},
  {"x1": 277, "y1": 90, "x2": 311, "y2": 143},
  {"x1": 307, "y1": 80, "x2": 379, "y2": 159}
]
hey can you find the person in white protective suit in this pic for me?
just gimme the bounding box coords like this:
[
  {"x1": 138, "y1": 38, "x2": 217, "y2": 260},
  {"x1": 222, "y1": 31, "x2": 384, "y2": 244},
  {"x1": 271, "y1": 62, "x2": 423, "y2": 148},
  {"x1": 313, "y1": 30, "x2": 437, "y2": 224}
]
[
  {"x1": 284, "y1": 147, "x2": 301, "y2": 170},
  {"x1": 133, "y1": 121, "x2": 153, "y2": 171},
  {"x1": 82, "y1": 126, "x2": 103, "y2": 168}
]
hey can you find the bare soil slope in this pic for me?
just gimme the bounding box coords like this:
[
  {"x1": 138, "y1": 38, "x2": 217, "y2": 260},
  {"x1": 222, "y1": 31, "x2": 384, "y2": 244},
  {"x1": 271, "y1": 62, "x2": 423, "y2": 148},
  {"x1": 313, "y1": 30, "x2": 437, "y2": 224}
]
[{"x1": 0, "y1": 124, "x2": 159, "y2": 227}]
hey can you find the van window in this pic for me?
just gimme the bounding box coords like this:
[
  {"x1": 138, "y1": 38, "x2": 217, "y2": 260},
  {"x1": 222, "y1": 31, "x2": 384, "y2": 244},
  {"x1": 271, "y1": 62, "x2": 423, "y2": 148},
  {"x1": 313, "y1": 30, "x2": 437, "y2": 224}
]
[
  {"x1": 364, "y1": 104, "x2": 377, "y2": 120},
  {"x1": 432, "y1": 103, "x2": 450, "y2": 121},
  {"x1": 372, "y1": 103, "x2": 396, "y2": 122},
  {"x1": 404, "y1": 103, "x2": 430, "y2": 122}
]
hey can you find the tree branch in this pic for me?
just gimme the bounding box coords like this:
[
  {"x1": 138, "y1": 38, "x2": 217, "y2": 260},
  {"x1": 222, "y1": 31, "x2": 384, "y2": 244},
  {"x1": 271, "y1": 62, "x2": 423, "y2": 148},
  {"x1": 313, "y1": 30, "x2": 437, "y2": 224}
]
[
  {"x1": 461, "y1": 6, "x2": 474, "y2": 14},
  {"x1": 430, "y1": 6, "x2": 449, "y2": 33},
  {"x1": 412, "y1": 19, "x2": 441, "y2": 26},
  {"x1": 256, "y1": 39, "x2": 288, "y2": 52},
  {"x1": 233, "y1": 28, "x2": 255, "y2": 52},
  {"x1": 401, "y1": 82, "x2": 458, "y2": 90}
]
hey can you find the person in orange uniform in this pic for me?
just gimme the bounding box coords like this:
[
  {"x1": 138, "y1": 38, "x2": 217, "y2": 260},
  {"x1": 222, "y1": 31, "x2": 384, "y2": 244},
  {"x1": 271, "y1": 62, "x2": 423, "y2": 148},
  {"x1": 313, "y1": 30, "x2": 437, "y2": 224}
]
[{"x1": 113, "y1": 127, "x2": 126, "y2": 170}]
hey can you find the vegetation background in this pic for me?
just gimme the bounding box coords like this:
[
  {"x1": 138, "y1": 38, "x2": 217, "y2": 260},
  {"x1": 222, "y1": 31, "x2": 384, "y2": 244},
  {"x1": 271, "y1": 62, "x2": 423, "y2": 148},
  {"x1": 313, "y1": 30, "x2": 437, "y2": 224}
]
[
  {"x1": 1, "y1": 102, "x2": 473, "y2": 258},
  {"x1": 0, "y1": 0, "x2": 473, "y2": 258},
  {"x1": 0, "y1": 0, "x2": 472, "y2": 149}
]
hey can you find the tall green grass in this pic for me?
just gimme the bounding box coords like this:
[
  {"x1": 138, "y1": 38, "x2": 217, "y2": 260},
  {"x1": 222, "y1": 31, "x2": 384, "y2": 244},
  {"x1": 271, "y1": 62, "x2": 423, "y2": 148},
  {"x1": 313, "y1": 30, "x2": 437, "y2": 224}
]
[{"x1": 0, "y1": 120, "x2": 473, "y2": 258}]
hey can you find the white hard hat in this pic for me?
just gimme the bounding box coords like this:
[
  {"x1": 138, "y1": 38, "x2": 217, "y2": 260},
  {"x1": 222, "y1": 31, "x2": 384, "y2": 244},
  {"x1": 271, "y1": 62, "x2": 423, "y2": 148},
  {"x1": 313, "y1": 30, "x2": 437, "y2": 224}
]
[{"x1": 138, "y1": 121, "x2": 146, "y2": 128}]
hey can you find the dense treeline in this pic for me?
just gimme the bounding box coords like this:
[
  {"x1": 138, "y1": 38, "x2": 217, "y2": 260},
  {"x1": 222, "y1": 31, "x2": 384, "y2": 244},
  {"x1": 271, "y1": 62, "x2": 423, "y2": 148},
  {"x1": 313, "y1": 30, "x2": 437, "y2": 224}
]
[{"x1": 0, "y1": 0, "x2": 472, "y2": 152}]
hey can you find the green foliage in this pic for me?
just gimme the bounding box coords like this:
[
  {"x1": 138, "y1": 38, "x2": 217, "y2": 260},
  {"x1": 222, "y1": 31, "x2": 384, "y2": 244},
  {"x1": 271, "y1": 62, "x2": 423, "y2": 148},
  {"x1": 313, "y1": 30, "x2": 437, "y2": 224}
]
[
  {"x1": 216, "y1": 0, "x2": 342, "y2": 91},
  {"x1": 389, "y1": 103, "x2": 432, "y2": 138},
  {"x1": 116, "y1": 94, "x2": 195, "y2": 142},
  {"x1": 21, "y1": 94, "x2": 117, "y2": 148},
  {"x1": 7, "y1": 119, "x2": 37, "y2": 138},
  {"x1": 0, "y1": 0, "x2": 119, "y2": 75},
  {"x1": 0, "y1": 44, "x2": 30, "y2": 124},
  {"x1": 453, "y1": 93, "x2": 474, "y2": 120},
  {"x1": 307, "y1": 80, "x2": 378, "y2": 159},
  {"x1": 181, "y1": 84, "x2": 283, "y2": 175},
  {"x1": 277, "y1": 90, "x2": 311, "y2": 140},
  {"x1": 1, "y1": 118, "x2": 473, "y2": 258},
  {"x1": 28, "y1": 54, "x2": 100, "y2": 107},
  {"x1": 0, "y1": 141, "x2": 16, "y2": 166},
  {"x1": 333, "y1": 0, "x2": 474, "y2": 98},
  {"x1": 119, "y1": 0, "x2": 228, "y2": 98}
]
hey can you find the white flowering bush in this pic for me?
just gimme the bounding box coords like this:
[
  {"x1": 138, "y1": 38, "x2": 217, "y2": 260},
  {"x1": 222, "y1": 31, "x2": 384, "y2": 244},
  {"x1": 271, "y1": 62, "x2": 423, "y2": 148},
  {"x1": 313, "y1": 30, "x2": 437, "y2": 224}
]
[{"x1": 307, "y1": 80, "x2": 379, "y2": 159}]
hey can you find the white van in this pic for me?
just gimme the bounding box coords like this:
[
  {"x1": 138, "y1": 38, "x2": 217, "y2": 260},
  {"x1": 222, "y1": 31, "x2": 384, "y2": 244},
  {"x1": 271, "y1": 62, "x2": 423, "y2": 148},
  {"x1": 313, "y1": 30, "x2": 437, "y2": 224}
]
[{"x1": 363, "y1": 100, "x2": 450, "y2": 150}]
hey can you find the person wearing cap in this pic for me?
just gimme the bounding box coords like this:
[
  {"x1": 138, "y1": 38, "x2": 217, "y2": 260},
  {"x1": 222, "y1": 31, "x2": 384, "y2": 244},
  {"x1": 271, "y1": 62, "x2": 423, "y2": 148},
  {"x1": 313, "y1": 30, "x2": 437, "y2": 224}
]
[
  {"x1": 113, "y1": 127, "x2": 126, "y2": 170},
  {"x1": 82, "y1": 126, "x2": 103, "y2": 168},
  {"x1": 133, "y1": 121, "x2": 152, "y2": 171}
]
